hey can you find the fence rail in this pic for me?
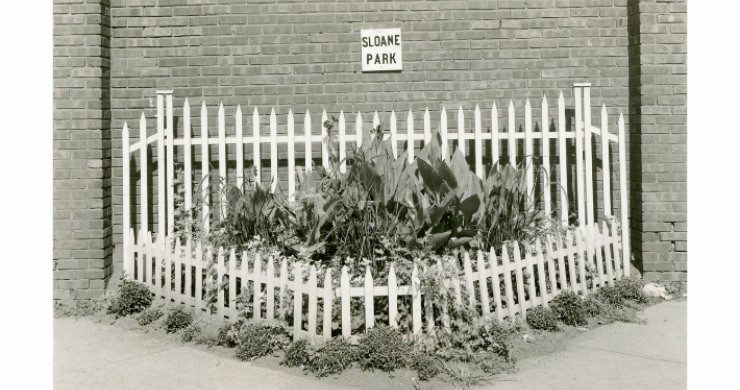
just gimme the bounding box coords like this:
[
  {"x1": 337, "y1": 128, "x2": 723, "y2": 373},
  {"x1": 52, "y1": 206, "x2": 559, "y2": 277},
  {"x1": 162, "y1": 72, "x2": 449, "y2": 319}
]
[{"x1": 125, "y1": 218, "x2": 624, "y2": 341}]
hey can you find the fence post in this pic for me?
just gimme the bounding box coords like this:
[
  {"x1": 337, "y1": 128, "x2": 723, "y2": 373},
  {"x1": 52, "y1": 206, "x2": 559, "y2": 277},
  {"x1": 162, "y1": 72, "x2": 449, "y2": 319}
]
[
  {"x1": 293, "y1": 261, "x2": 303, "y2": 338},
  {"x1": 508, "y1": 100, "x2": 516, "y2": 166},
  {"x1": 201, "y1": 102, "x2": 209, "y2": 233},
  {"x1": 557, "y1": 92, "x2": 568, "y2": 226},
  {"x1": 491, "y1": 102, "x2": 499, "y2": 170},
  {"x1": 157, "y1": 93, "x2": 165, "y2": 240},
  {"x1": 341, "y1": 266, "x2": 351, "y2": 339},
  {"x1": 388, "y1": 263, "x2": 398, "y2": 329},
  {"x1": 122, "y1": 122, "x2": 130, "y2": 277},
  {"x1": 139, "y1": 113, "x2": 148, "y2": 235},
  {"x1": 323, "y1": 268, "x2": 333, "y2": 340},
  {"x1": 618, "y1": 113, "x2": 630, "y2": 277},
  {"x1": 457, "y1": 106, "x2": 465, "y2": 156},
  {"x1": 364, "y1": 266, "x2": 374, "y2": 330}
]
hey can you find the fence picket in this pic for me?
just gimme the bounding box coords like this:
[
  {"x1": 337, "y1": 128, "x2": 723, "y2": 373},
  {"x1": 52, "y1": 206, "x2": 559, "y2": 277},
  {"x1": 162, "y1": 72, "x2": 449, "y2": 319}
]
[
  {"x1": 341, "y1": 266, "x2": 351, "y2": 338},
  {"x1": 323, "y1": 268, "x2": 333, "y2": 339},
  {"x1": 293, "y1": 261, "x2": 303, "y2": 336},
  {"x1": 501, "y1": 245, "x2": 516, "y2": 320},
  {"x1": 229, "y1": 249, "x2": 237, "y2": 319},
  {"x1": 253, "y1": 107, "x2": 261, "y2": 185},
  {"x1": 176, "y1": 239, "x2": 185, "y2": 305},
  {"x1": 139, "y1": 113, "x2": 148, "y2": 235},
  {"x1": 266, "y1": 256, "x2": 275, "y2": 320},
  {"x1": 508, "y1": 100, "x2": 516, "y2": 166},
  {"x1": 592, "y1": 225, "x2": 606, "y2": 290},
  {"x1": 574, "y1": 228, "x2": 589, "y2": 295},
  {"x1": 513, "y1": 243, "x2": 527, "y2": 319},
  {"x1": 236, "y1": 105, "x2": 244, "y2": 188},
  {"x1": 544, "y1": 238, "x2": 558, "y2": 302},
  {"x1": 562, "y1": 231, "x2": 577, "y2": 294},
  {"x1": 549, "y1": 235, "x2": 567, "y2": 292},
  {"x1": 355, "y1": 111, "x2": 363, "y2": 148},
  {"x1": 146, "y1": 231, "x2": 154, "y2": 288},
  {"x1": 584, "y1": 86, "x2": 595, "y2": 227},
  {"x1": 524, "y1": 98, "x2": 533, "y2": 205},
  {"x1": 201, "y1": 102, "x2": 210, "y2": 232},
  {"x1": 557, "y1": 92, "x2": 568, "y2": 226},
  {"x1": 491, "y1": 102, "x2": 499, "y2": 169},
  {"x1": 305, "y1": 110, "x2": 312, "y2": 173},
  {"x1": 611, "y1": 218, "x2": 622, "y2": 279},
  {"x1": 321, "y1": 110, "x2": 329, "y2": 171},
  {"x1": 407, "y1": 110, "x2": 414, "y2": 163},
  {"x1": 477, "y1": 251, "x2": 490, "y2": 317},
  {"x1": 618, "y1": 113, "x2": 630, "y2": 277},
  {"x1": 524, "y1": 246, "x2": 537, "y2": 307},
  {"x1": 457, "y1": 106, "x2": 465, "y2": 156},
  {"x1": 270, "y1": 109, "x2": 278, "y2": 193},
  {"x1": 574, "y1": 88, "x2": 585, "y2": 227},
  {"x1": 490, "y1": 247, "x2": 504, "y2": 321},
  {"x1": 254, "y1": 253, "x2": 262, "y2": 319},
  {"x1": 288, "y1": 109, "x2": 295, "y2": 200},
  {"x1": 411, "y1": 264, "x2": 421, "y2": 334},
  {"x1": 542, "y1": 95, "x2": 552, "y2": 217},
  {"x1": 184, "y1": 100, "x2": 192, "y2": 215},
  {"x1": 166, "y1": 94, "x2": 174, "y2": 235},
  {"x1": 152, "y1": 235, "x2": 161, "y2": 298},
  {"x1": 390, "y1": 110, "x2": 398, "y2": 158},
  {"x1": 438, "y1": 258, "x2": 451, "y2": 330},
  {"x1": 239, "y1": 250, "x2": 249, "y2": 318},
  {"x1": 157, "y1": 95, "x2": 165, "y2": 240},
  {"x1": 534, "y1": 239, "x2": 549, "y2": 306},
  {"x1": 308, "y1": 265, "x2": 318, "y2": 336},
  {"x1": 440, "y1": 106, "x2": 448, "y2": 160},
  {"x1": 388, "y1": 263, "x2": 398, "y2": 329},
  {"x1": 365, "y1": 266, "x2": 374, "y2": 329},
  {"x1": 184, "y1": 238, "x2": 192, "y2": 307},
  {"x1": 279, "y1": 259, "x2": 288, "y2": 319},
  {"x1": 217, "y1": 248, "x2": 225, "y2": 318},
  {"x1": 463, "y1": 252, "x2": 475, "y2": 306},
  {"x1": 194, "y1": 241, "x2": 203, "y2": 314},
  {"x1": 218, "y1": 103, "x2": 226, "y2": 202},
  {"x1": 136, "y1": 230, "x2": 144, "y2": 282},
  {"x1": 423, "y1": 108, "x2": 431, "y2": 145},
  {"x1": 602, "y1": 220, "x2": 615, "y2": 286},
  {"x1": 339, "y1": 111, "x2": 346, "y2": 173},
  {"x1": 474, "y1": 104, "x2": 483, "y2": 178},
  {"x1": 601, "y1": 105, "x2": 611, "y2": 217},
  {"x1": 164, "y1": 235, "x2": 172, "y2": 302},
  {"x1": 161, "y1": 232, "x2": 169, "y2": 301},
  {"x1": 123, "y1": 123, "x2": 131, "y2": 269}
]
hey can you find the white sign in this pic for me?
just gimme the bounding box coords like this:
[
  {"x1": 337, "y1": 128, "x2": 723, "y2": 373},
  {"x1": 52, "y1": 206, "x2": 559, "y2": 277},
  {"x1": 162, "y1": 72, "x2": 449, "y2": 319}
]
[{"x1": 361, "y1": 28, "x2": 402, "y2": 72}]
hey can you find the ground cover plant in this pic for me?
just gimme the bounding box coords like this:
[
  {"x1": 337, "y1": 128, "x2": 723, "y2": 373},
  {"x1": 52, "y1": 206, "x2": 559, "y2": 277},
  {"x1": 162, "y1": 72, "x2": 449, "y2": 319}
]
[
  {"x1": 164, "y1": 306, "x2": 193, "y2": 333},
  {"x1": 107, "y1": 279, "x2": 152, "y2": 318}
]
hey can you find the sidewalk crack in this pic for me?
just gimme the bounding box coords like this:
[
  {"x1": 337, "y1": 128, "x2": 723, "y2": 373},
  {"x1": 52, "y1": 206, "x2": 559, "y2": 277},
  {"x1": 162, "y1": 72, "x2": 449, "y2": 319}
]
[{"x1": 572, "y1": 345, "x2": 686, "y2": 365}]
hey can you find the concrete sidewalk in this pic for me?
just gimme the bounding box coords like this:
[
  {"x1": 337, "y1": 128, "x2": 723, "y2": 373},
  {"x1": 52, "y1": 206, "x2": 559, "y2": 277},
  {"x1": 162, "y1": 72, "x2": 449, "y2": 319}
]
[
  {"x1": 54, "y1": 300, "x2": 686, "y2": 390},
  {"x1": 490, "y1": 300, "x2": 687, "y2": 390}
]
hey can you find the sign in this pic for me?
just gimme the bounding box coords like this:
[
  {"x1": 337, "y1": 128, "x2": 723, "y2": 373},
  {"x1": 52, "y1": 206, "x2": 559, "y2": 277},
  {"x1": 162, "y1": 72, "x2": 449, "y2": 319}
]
[{"x1": 361, "y1": 28, "x2": 402, "y2": 72}]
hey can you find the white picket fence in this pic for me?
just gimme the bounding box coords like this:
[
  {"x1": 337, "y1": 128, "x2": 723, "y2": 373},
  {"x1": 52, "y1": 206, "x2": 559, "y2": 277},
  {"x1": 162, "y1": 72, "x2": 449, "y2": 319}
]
[
  {"x1": 125, "y1": 218, "x2": 625, "y2": 341},
  {"x1": 122, "y1": 84, "x2": 631, "y2": 276}
]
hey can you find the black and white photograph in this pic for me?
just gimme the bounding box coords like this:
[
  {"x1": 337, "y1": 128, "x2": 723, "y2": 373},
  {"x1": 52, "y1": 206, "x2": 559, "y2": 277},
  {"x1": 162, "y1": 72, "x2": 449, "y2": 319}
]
[{"x1": 7, "y1": 0, "x2": 727, "y2": 388}]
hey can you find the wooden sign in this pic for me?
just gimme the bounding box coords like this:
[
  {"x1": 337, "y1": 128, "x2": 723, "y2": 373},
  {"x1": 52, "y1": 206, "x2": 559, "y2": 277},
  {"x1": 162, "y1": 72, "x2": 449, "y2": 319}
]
[{"x1": 361, "y1": 28, "x2": 402, "y2": 72}]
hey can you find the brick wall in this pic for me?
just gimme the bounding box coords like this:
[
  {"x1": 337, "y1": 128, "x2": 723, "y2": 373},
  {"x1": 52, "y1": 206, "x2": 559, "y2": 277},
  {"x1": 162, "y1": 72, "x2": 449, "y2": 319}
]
[
  {"x1": 631, "y1": 0, "x2": 686, "y2": 281},
  {"x1": 52, "y1": 0, "x2": 688, "y2": 299},
  {"x1": 53, "y1": 0, "x2": 113, "y2": 300}
]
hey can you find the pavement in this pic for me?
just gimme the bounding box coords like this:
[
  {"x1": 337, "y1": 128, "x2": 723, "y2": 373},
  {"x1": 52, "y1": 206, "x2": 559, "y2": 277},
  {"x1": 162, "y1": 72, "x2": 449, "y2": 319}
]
[{"x1": 54, "y1": 300, "x2": 686, "y2": 390}]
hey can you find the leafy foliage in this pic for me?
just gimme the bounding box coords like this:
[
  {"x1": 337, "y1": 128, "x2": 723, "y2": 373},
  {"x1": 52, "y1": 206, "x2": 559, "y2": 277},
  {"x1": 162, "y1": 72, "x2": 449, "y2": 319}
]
[
  {"x1": 305, "y1": 337, "x2": 355, "y2": 378},
  {"x1": 442, "y1": 361, "x2": 494, "y2": 389},
  {"x1": 614, "y1": 277, "x2": 648, "y2": 304},
  {"x1": 164, "y1": 306, "x2": 194, "y2": 333},
  {"x1": 596, "y1": 286, "x2": 624, "y2": 308},
  {"x1": 407, "y1": 350, "x2": 443, "y2": 381},
  {"x1": 355, "y1": 325, "x2": 411, "y2": 372},
  {"x1": 526, "y1": 306, "x2": 560, "y2": 331},
  {"x1": 181, "y1": 322, "x2": 203, "y2": 342},
  {"x1": 137, "y1": 306, "x2": 164, "y2": 326},
  {"x1": 107, "y1": 280, "x2": 152, "y2": 318},
  {"x1": 550, "y1": 290, "x2": 587, "y2": 326},
  {"x1": 282, "y1": 340, "x2": 310, "y2": 368},
  {"x1": 228, "y1": 319, "x2": 292, "y2": 361}
]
